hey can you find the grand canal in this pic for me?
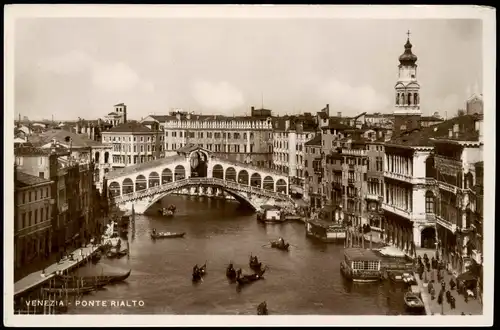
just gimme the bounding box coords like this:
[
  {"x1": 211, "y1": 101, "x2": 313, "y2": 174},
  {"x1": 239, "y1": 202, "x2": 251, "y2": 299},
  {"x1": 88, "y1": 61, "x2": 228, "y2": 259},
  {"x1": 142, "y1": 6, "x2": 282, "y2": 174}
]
[{"x1": 70, "y1": 195, "x2": 410, "y2": 315}]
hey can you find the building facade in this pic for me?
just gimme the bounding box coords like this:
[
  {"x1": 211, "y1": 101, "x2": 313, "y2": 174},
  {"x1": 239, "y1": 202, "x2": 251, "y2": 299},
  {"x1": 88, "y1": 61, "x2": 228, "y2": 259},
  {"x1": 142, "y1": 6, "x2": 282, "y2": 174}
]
[
  {"x1": 158, "y1": 110, "x2": 273, "y2": 168},
  {"x1": 14, "y1": 170, "x2": 54, "y2": 271},
  {"x1": 303, "y1": 135, "x2": 323, "y2": 208},
  {"x1": 433, "y1": 115, "x2": 483, "y2": 274},
  {"x1": 272, "y1": 115, "x2": 318, "y2": 181},
  {"x1": 14, "y1": 145, "x2": 98, "y2": 255},
  {"x1": 101, "y1": 121, "x2": 163, "y2": 169},
  {"x1": 104, "y1": 103, "x2": 128, "y2": 127}
]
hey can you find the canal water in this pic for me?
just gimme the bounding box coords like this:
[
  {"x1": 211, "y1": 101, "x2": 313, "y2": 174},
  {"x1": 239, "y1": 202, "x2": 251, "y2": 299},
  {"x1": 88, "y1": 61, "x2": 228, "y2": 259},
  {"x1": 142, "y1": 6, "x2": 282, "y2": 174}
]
[{"x1": 70, "y1": 195, "x2": 410, "y2": 315}]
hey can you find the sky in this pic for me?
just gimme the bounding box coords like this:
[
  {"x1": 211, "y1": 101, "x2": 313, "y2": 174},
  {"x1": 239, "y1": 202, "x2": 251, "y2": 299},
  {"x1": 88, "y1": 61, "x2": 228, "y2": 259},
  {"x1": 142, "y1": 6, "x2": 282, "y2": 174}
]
[{"x1": 14, "y1": 18, "x2": 483, "y2": 121}]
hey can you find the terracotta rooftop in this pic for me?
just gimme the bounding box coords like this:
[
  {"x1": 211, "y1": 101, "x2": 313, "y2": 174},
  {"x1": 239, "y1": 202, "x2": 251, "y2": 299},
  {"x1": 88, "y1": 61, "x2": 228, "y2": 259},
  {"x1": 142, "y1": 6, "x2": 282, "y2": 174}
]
[
  {"x1": 106, "y1": 122, "x2": 152, "y2": 133},
  {"x1": 305, "y1": 135, "x2": 322, "y2": 146},
  {"x1": 388, "y1": 114, "x2": 481, "y2": 147},
  {"x1": 16, "y1": 171, "x2": 51, "y2": 188},
  {"x1": 15, "y1": 146, "x2": 70, "y2": 156},
  {"x1": 29, "y1": 129, "x2": 103, "y2": 148}
]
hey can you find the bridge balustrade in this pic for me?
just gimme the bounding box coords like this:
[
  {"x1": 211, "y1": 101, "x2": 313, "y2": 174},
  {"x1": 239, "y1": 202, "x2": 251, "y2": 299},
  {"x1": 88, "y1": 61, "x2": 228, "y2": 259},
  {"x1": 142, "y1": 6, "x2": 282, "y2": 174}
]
[{"x1": 112, "y1": 177, "x2": 293, "y2": 205}]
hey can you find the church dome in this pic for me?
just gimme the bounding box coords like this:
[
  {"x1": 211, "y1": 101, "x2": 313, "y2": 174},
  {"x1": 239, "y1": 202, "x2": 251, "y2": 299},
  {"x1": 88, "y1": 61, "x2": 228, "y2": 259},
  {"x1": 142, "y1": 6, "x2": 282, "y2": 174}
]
[{"x1": 399, "y1": 38, "x2": 418, "y2": 65}]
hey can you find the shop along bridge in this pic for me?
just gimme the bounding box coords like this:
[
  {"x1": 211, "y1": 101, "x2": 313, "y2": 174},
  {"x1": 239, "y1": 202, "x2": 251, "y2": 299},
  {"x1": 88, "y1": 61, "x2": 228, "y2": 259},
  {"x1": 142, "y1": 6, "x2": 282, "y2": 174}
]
[{"x1": 105, "y1": 145, "x2": 294, "y2": 213}]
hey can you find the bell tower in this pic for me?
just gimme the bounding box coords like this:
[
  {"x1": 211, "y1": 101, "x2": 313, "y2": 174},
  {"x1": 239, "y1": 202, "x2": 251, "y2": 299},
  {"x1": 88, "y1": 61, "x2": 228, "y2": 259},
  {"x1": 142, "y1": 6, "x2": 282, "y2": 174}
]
[{"x1": 393, "y1": 31, "x2": 422, "y2": 136}]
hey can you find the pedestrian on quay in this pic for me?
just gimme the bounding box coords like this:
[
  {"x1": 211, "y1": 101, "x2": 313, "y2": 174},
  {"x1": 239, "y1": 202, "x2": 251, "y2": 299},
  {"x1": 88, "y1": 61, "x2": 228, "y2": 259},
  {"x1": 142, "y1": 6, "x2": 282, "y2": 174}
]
[
  {"x1": 449, "y1": 295, "x2": 456, "y2": 309},
  {"x1": 449, "y1": 278, "x2": 456, "y2": 290}
]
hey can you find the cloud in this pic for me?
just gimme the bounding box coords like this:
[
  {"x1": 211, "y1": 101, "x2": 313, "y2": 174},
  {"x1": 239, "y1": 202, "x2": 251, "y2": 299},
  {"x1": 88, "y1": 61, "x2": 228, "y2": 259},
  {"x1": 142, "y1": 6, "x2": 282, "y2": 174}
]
[
  {"x1": 92, "y1": 62, "x2": 154, "y2": 94},
  {"x1": 191, "y1": 80, "x2": 245, "y2": 114},
  {"x1": 317, "y1": 78, "x2": 391, "y2": 114},
  {"x1": 40, "y1": 51, "x2": 154, "y2": 94},
  {"x1": 40, "y1": 50, "x2": 94, "y2": 75}
]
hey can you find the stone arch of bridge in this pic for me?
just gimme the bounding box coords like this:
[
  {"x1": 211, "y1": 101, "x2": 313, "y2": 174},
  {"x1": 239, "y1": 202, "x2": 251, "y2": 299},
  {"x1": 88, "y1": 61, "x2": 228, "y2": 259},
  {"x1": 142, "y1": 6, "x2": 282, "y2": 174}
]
[
  {"x1": 207, "y1": 162, "x2": 288, "y2": 193},
  {"x1": 141, "y1": 184, "x2": 258, "y2": 212}
]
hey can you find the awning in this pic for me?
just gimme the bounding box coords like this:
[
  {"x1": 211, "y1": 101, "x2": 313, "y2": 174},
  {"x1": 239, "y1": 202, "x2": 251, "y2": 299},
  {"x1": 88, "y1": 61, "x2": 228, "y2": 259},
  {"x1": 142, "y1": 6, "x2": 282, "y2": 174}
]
[
  {"x1": 260, "y1": 204, "x2": 281, "y2": 210},
  {"x1": 457, "y1": 271, "x2": 477, "y2": 282}
]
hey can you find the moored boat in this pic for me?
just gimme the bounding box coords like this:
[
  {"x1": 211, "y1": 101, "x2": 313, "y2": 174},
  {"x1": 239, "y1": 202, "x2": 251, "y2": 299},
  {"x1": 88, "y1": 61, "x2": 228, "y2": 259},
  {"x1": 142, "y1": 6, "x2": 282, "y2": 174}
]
[
  {"x1": 404, "y1": 291, "x2": 425, "y2": 312},
  {"x1": 107, "y1": 248, "x2": 128, "y2": 259},
  {"x1": 340, "y1": 248, "x2": 382, "y2": 282},
  {"x1": 257, "y1": 205, "x2": 286, "y2": 224},
  {"x1": 42, "y1": 286, "x2": 96, "y2": 295},
  {"x1": 151, "y1": 231, "x2": 186, "y2": 239},
  {"x1": 306, "y1": 219, "x2": 346, "y2": 243},
  {"x1": 159, "y1": 204, "x2": 177, "y2": 217},
  {"x1": 56, "y1": 269, "x2": 132, "y2": 285}
]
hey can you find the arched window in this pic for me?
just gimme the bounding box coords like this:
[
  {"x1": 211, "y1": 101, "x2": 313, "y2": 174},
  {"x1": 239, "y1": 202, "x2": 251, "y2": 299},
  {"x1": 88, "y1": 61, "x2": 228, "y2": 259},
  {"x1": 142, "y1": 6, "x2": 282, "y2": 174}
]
[
  {"x1": 396, "y1": 93, "x2": 400, "y2": 105},
  {"x1": 408, "y1": 93, "x2": 413, "y2": 105},
  {"x1": 425, "y1": 191, "x2": 435, "y2": 213},
  {"x1": 414, "y1": 93, "x2": 419, "y2": 105},
  {"x1": 402, "y1": 93, "x2": 407, "y2": 105}
]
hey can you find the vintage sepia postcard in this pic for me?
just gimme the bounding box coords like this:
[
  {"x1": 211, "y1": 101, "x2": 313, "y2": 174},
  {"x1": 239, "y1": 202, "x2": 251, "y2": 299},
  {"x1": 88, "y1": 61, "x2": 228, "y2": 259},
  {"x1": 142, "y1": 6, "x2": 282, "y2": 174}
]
[{"x1": 4, "y1": 4, "x2": 495, "y2": 327}]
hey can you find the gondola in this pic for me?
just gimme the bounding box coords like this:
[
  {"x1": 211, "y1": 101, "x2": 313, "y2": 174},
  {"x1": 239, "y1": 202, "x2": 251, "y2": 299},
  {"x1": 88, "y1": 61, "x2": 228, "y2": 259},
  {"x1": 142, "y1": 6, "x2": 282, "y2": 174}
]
[
  {"x1": 236, "y1": 267, "x2": 266, "y2": 285},
  {"x1": 56, "y1": 269, "x2": 132, "y2": 285},
  {"x1": 270, "y1": 241, "x2": 290, "y2": 251},
  {"x1": 90, "y1": 252, "x2": 102, "y2": 264},
  {"x1": 257, "y1": 301, "x2": 268, "y2": 315},
  {"x1": 226, "y1": 264, "x2": 237, "y2": 280},
  {"x1": 403, "y1": 292, "x2": 425, "y2": 312},
  {"x1": 192, "y1": 263, "x2": 207, "y2": 281},
  {"x1": 150, "y1": 232, "x2": 186, "y2": 239},
  {"x1": 249, "y1": 255, "x2": 262, "y2": 271},
  {"x1": 388, "y1": 271, "x2": 405, "y2": 283},
  {"x1": 54, "y1": 277, "x2": 110, "y2": 289},
  {"x1": 107, "y1": 248, "x2": 128, "y2": 259},
  {"x1": 42, "y1": 286, "x2": 96, "y2": 295}
]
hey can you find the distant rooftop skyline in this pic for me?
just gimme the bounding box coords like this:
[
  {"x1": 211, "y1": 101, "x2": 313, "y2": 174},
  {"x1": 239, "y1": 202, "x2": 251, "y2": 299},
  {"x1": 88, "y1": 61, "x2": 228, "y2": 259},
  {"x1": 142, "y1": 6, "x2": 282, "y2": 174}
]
[{"x1": 13, "y1": 11, "x2": 483, "y2": 121}]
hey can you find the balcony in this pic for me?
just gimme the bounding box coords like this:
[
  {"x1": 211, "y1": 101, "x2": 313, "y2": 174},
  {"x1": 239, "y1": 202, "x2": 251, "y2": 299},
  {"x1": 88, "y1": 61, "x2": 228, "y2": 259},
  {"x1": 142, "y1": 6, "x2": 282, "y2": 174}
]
[
  {"x1": 435, "y1": 214, "x2": 457, "y2": 233},
  {"x1": 384, "y1": 171, "x2": 412, "y2": 184},
  {"x1": 384, "y1": 171, "x2": 438, "y2": 186},
  {"x1": 438, "y1": 181, "x2": 458, "y2": 194},
  {"x1": 365, "y1": 193, "x2": 381, "y2": 201},
  {"x1": 381, "y1": 202, "x2": 411, "y2": 219}
]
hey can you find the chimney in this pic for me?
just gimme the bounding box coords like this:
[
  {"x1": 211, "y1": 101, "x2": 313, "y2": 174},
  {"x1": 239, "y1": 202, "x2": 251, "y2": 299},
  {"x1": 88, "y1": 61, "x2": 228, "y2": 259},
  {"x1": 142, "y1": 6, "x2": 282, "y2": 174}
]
[
  {"x1": 176, "y1": 113, "x2": 181, "y2": 121},
  {"x1": 251, "y1": 106, "x2": 255, "y2": 112},
  {"x1": 325, "y1": 104, "x2": 330, "y2": 117},
  {"x1": 76, "y1": 122, "x2": 80, "y2": 134},
  {"x1": 448, "y1": 129, "x2": 453, "y2": 138},
  {"x1": 337, "y1": 112, "x2": 342, "y2": 118},
  {"x1": 285, "y1": 120, "x2": 290, "y2": 131}
]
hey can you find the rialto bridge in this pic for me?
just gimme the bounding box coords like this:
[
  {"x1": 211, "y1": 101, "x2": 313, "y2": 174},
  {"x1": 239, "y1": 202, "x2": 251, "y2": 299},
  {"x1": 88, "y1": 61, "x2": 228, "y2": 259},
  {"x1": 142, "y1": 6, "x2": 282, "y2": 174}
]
[{"x1": 105, "y1": 145, "x2": 294, "y2": 214}]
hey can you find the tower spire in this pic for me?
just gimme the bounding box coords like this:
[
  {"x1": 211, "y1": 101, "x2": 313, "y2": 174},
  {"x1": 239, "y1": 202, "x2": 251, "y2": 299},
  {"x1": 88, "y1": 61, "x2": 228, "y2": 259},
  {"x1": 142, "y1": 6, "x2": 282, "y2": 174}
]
[{"x1": 406, "y1": 29, "x2": 411, "y2": 40}]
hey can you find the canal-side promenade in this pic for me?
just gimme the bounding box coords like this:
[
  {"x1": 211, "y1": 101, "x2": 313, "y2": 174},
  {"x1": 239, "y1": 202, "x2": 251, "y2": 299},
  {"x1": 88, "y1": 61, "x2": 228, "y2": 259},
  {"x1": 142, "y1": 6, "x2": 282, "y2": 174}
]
[
  {"x1": 414, "y1": 257, "x2": 482, "y2": 316},
  {"x1": 14, "y1": 244, "x2": 101, "y2": 296}
]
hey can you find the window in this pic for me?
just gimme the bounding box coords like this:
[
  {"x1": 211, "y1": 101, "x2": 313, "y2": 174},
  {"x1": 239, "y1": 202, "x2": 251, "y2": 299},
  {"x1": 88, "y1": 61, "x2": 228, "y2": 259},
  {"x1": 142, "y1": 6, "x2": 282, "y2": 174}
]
[
  {"x1": 425, "y1": 191, "x2": 435, "y2": 213},
  {"x1": 22, "y1": 213, "x2": 26, "y2": 228}
]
